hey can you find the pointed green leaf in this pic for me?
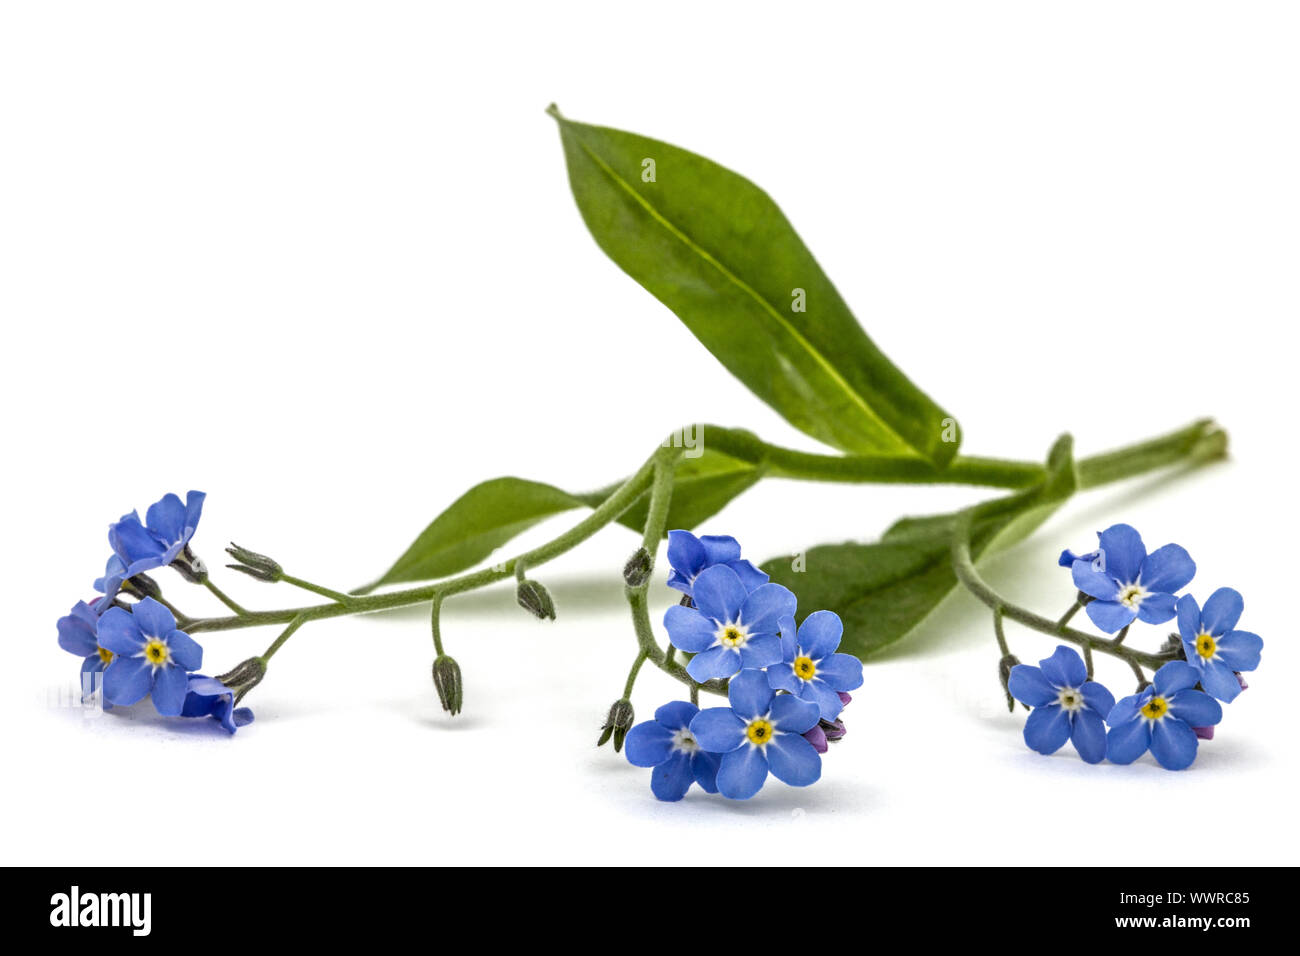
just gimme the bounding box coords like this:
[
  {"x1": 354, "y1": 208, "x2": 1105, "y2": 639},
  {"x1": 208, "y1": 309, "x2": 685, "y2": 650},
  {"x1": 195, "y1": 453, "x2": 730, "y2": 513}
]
[
  {"x1": 762, "y1": 436, "x2": 1077, "y2": 658},
  {"x1": 355, "y1": 477, "x2": 584, "y2": 593},
  {"x1": 549, "y1": 105, "x2": 959, "y2": 464}
]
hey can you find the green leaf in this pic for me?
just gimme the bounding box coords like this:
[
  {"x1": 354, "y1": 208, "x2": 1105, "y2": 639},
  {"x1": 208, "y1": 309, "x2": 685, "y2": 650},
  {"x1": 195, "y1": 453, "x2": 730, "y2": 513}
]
[
  {"x1": 761, "y1": 436, "x2": 1078, "y2": 658},
  {"x1": 549, "y1": 105, "x2": 959, "y2": 465},
  {"x1": 355, "y1": 477, "x2": 584, "y2": 593}
]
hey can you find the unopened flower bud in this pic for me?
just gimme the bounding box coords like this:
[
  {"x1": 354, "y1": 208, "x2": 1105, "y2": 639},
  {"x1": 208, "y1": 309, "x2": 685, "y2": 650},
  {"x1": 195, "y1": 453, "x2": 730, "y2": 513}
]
[
  {"x1": 432, "y1": 655, "x2": 463, "y2": 716},
  {"x1": 1160, "y1": 633, "x2": 1183, "y2": 657},
  {"x1": 120, "y1": 573, "x2": 164, "y2": 601},
  {"x1": 622, "y1": 547, "x2": 652, "y2": 588},
  {"x1": 821, "y1": 717, "x2": 847, "y2": 742},
  {"x1": 224, "y1": 543, "x2": 283, "y2": 583},
  {"x1": 1193, "y1": 725, "x2": 1215, "y2": 741},
  {"x1": 171, "y1": 544, "x2": 208, "y2": 583},
  {"x1": 214, "y1": 656, "x2": 267, "y2": 704},
  {"x1": 597, "y1": 698, "x2": 634, "y2": 751},
  {"x1": 998, "y1": 653, "x2": 1021, "y2": 712},
  {"x1": 516, "y1": 579, "x2": 555, "y2": 620}
]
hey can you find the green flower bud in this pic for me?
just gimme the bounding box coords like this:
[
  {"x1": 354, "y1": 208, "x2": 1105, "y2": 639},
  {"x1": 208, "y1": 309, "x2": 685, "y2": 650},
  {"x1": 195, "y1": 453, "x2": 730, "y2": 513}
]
[
  {"x1": 215, "y1": 656, "x2": 268, "y2": 704},
  {"x1": 998, "y1": 653, "x2": 1021, "y2": 713},
  {"x1": 224, "y1": 543, "x2": 283, "y2": 583},
  {"x1": 516, "y1": 579, "x2": 555, "y2": 620},
  {"x1": 622, "y1": 547, "x2": 652, "y2": 588},
  {"x1": 432, "y1": 655, "x2": 463, "y2": 716},
  {"x1": 597, "y1": 698, "x2": 634, "y2": 752}
]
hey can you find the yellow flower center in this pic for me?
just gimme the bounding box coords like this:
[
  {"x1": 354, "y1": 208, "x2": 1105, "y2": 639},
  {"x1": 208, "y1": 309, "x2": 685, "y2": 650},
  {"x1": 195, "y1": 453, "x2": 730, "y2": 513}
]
[
  {"x1": 97, "y1": 647, "x2": 114, "y2": 665},
  {"x1": 1140, "y1": 696, "x2": 1169, "y2": 720},
  {"x1": 1196, "y1": 633, "x2": 1217, "y2": 660},
  {"x1": 1117, "y1": 584, "x2": 1146, "y2": 609},
  {"x1": 745, "y1": 718, "x2": 774, "y2": 746},
  {"x1": 719, "y1": 625, "x2": 747, "y2": 648},
  {"x1": 143, "y1": 640, "x2": 170, "y2": 665},
  {"x1": 793, "y1": 656, "x2": 816, "y2": 680}
]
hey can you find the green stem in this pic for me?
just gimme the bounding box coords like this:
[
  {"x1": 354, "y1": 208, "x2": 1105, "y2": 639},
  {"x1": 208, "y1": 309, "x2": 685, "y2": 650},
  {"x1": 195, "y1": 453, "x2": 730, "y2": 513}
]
[
  {"x1": 281, "y1": 574, "x2": 354, "y2": 607},
  {"x1": 622, "y1": 651, "x2": 648, "y2": 698},
  {"x1": 202, "y1": 578, "x2": 247, "y2": 616},
  {"x1": 430, "y1": 594, "x2": 445, "y2": 656},
  {"x1": 262, "y1": 614, "x2": 307, "y2": 661}
]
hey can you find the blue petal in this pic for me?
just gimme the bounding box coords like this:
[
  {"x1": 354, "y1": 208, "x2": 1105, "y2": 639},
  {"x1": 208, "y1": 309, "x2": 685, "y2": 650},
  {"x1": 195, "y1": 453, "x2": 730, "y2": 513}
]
[
  {"x1": 80, "y1": 654, "x2": 108, "y2": 676},
  {"x1": 1153, "y1": 660, "x2": 1200, "y2": 696},
  {"x1": 767, "y1": 662, "x2": 801, "y2": 694},
  {"x1": 802, "y1": 679, "x2": 845, "y2": 721},
  {"x1": 109, "y1": 513, "x2": 164, "y2": 564},
  {"x1": 1038, "y1": 646, "x2": 1087, "y2": 688},
  {"x1": 777, "y1": 616, "x2": 798, "y2": 660},
  {"x1": 765, "y1": 733, "x2": 822, "y2": 787},
  {"x1": 166, "y1": 630, "x2": 202, "y2": 671},
  {"x1": 1176, "y1": 594, "x2": 1202, "y2": 642},
  {"x1": 1071, "y1": 709, "x2": 1108, "y2": 764},
  {"x1": 57, "y1": 607, "x2": 99, "y2": 658},
  {"x1": 1080, "y1": 680, "x2": 1115, "y2": 716},
  {"x1": 689, "y1": 708, "x2": 746, "y2": 753},
  {"x1": 131, "y1": 597, "x2": 176, "y2": 639},
  {"x1": 726, "y1": 559, "x2": 770, "y2": 592},
  {"x1": 770, "y1": 692, "x2": 821, "y2": 734},
  {"x1": 1072, "y1": 561, "x2": 1120, "y2": 600},
  {"x1": 1139, "y1": 544, "x2": 1195, "y2": 594},
  {"x1": 103, "y1": 656, "x2": 153, "y2": 706},
  {"x1": 665, "y1": 571, "x2": 693, "y2": 596},
  {"x1": 738, "y1": 633, "x2": 783, "y2": 669},
  {"x1": 691, "y1": 565, "x2": 747, "y2": 624},
  {"x1": 1197, "y1": 661, "x2": 1245, "y2": 703},
  {"x1": 1097, "y1": 524, "x2": 1146, "y2": 584},
  {"x1": 727, "y1": 669, "x2": 774, "y2": 718},
  {"x1": 1136, "y1": 592, "x2": 1177, "y2": 625},
  {"x1": 146, "y1": 493, "x2": 187, "y2": 545},
  {"x1": 663, "y1": 605, "x2": 716, "y2": 653},
  {"x1": 1201, "y1": 587, "x2": 1244, "y2": 636},
  {"x1": 1215, "y1": 630, "x2": 1262, "y2": 672},
  {"x1": 95, "y1": 607, "x2": 145, "y2": 655},
  {"x1": 653, "y1": 700, "x2": 699, "y2": 731},
  {"x1": 692, "y1": 750, "x2": 721, "y2": 793},
  {"x1": 686, "y1": 646, "x2": 740, "y2": 682},
  {"x1": 650, "y1": 752, "x2": 695, "y2": 801},
  {"x1": 1149, "y1": 718, "x2": 1198, "y2": 770},
  {"x1": 1105, "y1": 717, "x2": 1151, "y2": 764},
  {"x1": 232, "y1": 707, "x2": 254, "y2": 727},
  {"x1": 697, "y1": 534, "x2": 741, "y2": 565},
  {"x1": 1168, "y1": 688, "x2": 1223, "y2": 726},
  {"x1": 1106, "y1": 692, "x2": 1146, "y2": 727},
  {"x1": 1007, "y1": 665, "x2": 1056, "y2": 707},
  {"x1": 1085, "y1": 599, "x2": 1137, "y2": 634},
  {"x1": 666, "y1": 530, "x2": 706, "y2": 580},
  {"x1": 716, "y1": 746, "x2": 769, "y2": 799},
  {"x1": 796, "y1": 610, "x2": 842, "y2": 659},
  {"x1": 624, "y1": 720, "x2": 675, "y2": 767},
  {"x1": 151, "y1": 664, "x2": 188, "y2": 716},
  {"x1": 813, "y1": 652, "x2": 863, "y2": 692},
  {"x1": 738, "y1": 583, "x2": 797, "y2": 635},
  {"x1": 182, "y1": 491, "x2": 205, "y2": 537},
  {"x1": 1023, "y1": 704, "x2": 1071, "y2": 755}
]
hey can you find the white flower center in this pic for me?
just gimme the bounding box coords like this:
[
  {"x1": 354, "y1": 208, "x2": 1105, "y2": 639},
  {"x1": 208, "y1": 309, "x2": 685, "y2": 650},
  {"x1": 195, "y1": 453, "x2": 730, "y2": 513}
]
[
  {"x1": 671, "y1": 728, "x2": 699, "y2": 754},
  {"x1": 1117, "y1": 583, "x2": 1147, "y2": 609},
  {"x1": 1056, "y1": 687, "x2": 1085, "y2": 712}
]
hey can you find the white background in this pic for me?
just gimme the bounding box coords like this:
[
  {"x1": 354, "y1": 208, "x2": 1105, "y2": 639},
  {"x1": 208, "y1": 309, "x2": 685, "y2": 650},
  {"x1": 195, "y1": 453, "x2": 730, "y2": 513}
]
[{"x1": 2, "y1": 2, "x2": 1296, "y2": 866}]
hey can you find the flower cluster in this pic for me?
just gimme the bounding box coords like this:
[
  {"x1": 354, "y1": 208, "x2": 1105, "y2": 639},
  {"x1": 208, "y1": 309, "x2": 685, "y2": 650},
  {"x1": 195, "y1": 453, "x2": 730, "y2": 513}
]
[
  {"x1": 624, "y1": 531, "x2": 863, "y2": 800},
  {"x1": 56, "y1": 491, "x2": 254, "y2": 734},
  {"x1": 1008, "y1": 523, "x2": 1262, "y2": 770}
]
